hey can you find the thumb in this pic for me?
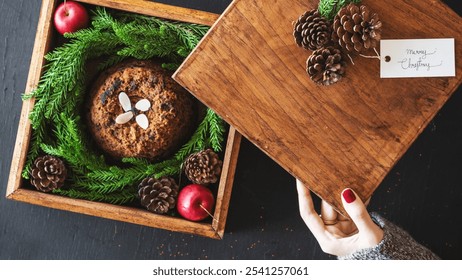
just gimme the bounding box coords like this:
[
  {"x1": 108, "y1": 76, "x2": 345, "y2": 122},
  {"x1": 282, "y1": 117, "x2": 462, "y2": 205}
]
[{"x1": 341, "y1": 188, "x2": 378, "y2": 235}]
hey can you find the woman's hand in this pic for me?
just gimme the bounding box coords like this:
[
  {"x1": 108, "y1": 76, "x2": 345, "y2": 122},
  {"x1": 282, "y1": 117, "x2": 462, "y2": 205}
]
[{"x1": 296, "y1": 180, "x2": 384, "y2": 256}]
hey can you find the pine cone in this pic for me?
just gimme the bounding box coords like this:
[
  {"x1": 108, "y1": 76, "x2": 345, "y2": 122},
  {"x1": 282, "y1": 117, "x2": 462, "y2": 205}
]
[
  {"x1": 30, "y1": 155, "x2": 67, "y2": 192},
  {"x1": 184, "y1": 149, "x2": 222, "y2": 185},
  {"x1": 306, "y1": 46, "x2": 346, "y2": 86},
  {"x1": 293, "y1": 9, "x2": 332, "y2": 51},
  {"x1": 332, "y1": 3, "x2": 382, "y2": 53},
  {"x1": 138, "y1": 177, "x2": 179, "y2": 214}
]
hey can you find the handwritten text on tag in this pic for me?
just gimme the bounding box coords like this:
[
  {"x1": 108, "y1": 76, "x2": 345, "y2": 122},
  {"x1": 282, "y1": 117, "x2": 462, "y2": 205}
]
[{"x1": 380, "y1": 38, "x2": 455, "y2": 78}]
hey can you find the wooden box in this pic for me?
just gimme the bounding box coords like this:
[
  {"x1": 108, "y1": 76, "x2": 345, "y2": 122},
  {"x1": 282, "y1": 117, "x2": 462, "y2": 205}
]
[{"x1": 6, "y1": 0, "x2": 241, "y2": 239}]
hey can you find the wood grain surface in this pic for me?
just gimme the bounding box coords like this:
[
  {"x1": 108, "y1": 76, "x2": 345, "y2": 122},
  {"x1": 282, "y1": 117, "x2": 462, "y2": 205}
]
[
  {"x1": 174, "y1": 0, "x2": 462, "y2": 215},
  {"x1": 78, "y1": 0, "x2": 219, "y2": 25},
  {"x1": 1, "y1": 0, "x2": 462, "y2": 260}
]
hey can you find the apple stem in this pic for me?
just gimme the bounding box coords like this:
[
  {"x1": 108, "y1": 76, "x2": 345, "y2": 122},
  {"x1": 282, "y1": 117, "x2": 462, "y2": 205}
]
[
  {"x1": 199, "y1": 204, "x2": 218, "y2": 223},
  {"x1": 63, "y1": 0, "x2": 69, "y2": 16},
  {"x1": 178, "y1": 165, "x2": 184, "y2": 188}
]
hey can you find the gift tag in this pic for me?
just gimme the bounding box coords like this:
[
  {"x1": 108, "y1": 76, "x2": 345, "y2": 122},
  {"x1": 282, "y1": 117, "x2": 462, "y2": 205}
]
[{"x1": 380, "y1": 38, "x2": 455, "y2": 78}]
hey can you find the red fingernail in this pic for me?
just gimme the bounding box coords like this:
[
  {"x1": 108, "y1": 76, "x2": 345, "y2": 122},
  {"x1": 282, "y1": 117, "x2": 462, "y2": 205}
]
[{"x1": 342, "y1": 189, "x2": 356, "y2": 203}]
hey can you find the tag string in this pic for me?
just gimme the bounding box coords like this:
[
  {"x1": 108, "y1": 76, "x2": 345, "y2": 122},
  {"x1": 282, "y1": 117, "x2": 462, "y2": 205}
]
[
  {"x1": 358, "y1": 47, "x2": 381, "y2": 60},
  {"x1": 199, "y1": 204, "x2": 218, "y2": 223},
  {"x1": 347, "y1": 53, "x2": 355, "y2": 65},
  {"x1": 347, "y1": 47, "x2": 381, "y2": 65}
]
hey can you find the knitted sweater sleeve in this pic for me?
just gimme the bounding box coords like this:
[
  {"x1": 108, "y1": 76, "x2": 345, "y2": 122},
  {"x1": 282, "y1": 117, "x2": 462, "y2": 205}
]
[{"x1": 338, "y1": 212, "x2": 440, "y2": 260}]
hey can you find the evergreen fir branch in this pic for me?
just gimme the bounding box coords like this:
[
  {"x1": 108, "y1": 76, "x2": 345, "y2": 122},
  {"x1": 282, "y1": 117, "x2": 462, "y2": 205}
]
[
  {"x1": 174, "y1": 113, "x2": 209, "y2": 161},
  {"x1": 154, "y1": 165, "x2": 182, "y2": 179},
  {"x1": 52, "y1": 188, "x2": 137, "y2": 205},
  {"x1": 97, "y1": 55, "x2": 128, "y2": 72},
  {"x1": 40, "y1": 143, "x2": 64, "y2": 157},
  {"x1": 87, "y1": 158, "x2": 181, "y2": 183},
  {"x1": 149, "y1": 158, "x2": 181, "y2": 174},
  {"x1": 76, "y1": 178, "x2": 137, "y2": 194},
  {"x1": 21, "y1": 124, "x2": 46, "y2": 179},
  {"x1": 86, "y1": 165, "x2": 147, "y2": 182},
  {"x1": 22, "y1": 92, "x2": 35, "y2": 100},
  {"x1": 114, "y1": 23, "x2": 182, "y2": 60},
  {"x1": 206, "y1": 109, "x2": 226, "y2": 152},
  {"x1": 161, "y1": 62, "x2": 180, "y2": 71},
  {"x1": 90, "y1": 6, "x2": 116, "y2": 30},
  {"x1": 54, "y1": 114, "x2": 107, "y2": 172},
  {"x1": 121, "y1": 157, "x2": 150, "y2": 166},
  {"x1": 28, "y1": 30, "x2": 121, "y2": 129},
  {"x1": 116, "y1": 11, "x2": 207, "y2": 57},
  {"x1": 173, "y1": 109, "x2": 227, "y2": 161},
  {"x1": 318, "y1": 0, "x2": 362, "y2": 20},
  {"x1": 63, "y1": 78, "x2": 85, "y2": 118},
  {"x1": 28, "y1": 83, "x2": 52, "y2": 129},
  {"x1": 79, "y1": 158, "x2": 181, "y2": 194},
  {"x1": 137, "y1": 16, "x2": 208, "y2": 51}
]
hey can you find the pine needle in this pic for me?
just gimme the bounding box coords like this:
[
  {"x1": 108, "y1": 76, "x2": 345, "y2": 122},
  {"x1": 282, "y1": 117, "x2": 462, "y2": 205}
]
[{"x1": 318, "y1": 0, "x2": 362, "y2": 20}]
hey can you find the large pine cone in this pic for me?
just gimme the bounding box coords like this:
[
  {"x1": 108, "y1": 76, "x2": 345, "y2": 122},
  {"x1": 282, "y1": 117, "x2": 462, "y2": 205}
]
[
  {"x1": 332, "y1": 3, "x2": 382, "y2": 53},
  {"x1": 293, "y1": 9, "x2": 332, "y2": 51},
  {"x1": 184, "y1": 149, "x2": 222, "y2": 185},
  {"x1": 306, "y1": 46, "x2": 346, "y2": 86},
  {"x1": 30, "y1": 155, "x2": 67, "y2": 192},
  {"x1": 138, "y1": 177, "x2": 179, "y2": 214}
]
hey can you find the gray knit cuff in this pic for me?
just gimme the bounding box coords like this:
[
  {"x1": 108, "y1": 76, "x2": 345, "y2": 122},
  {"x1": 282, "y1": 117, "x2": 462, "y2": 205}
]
[{"x1": 338, "y1": 212, "x2": 439, "y2": 260}]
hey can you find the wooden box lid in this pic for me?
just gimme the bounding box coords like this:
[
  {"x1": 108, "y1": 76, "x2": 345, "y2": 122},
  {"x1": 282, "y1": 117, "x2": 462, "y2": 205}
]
[{"x1": 174, "y1": 0, "x2": 462, "y2": 214}]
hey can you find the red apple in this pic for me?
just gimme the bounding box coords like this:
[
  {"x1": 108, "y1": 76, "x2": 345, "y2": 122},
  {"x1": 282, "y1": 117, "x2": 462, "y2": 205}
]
[
  {"x1": 177, "y1": 184, "x2": 215, "y2": 221},
  {"x1": 54, "y1": 1, "x2": 89, "y2": 35}
]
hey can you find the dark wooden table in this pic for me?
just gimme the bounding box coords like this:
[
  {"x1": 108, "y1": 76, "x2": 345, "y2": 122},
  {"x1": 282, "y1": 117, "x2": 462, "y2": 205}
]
[{"x1": 0, "y1": 0, "x2": 461, "y2": 260}]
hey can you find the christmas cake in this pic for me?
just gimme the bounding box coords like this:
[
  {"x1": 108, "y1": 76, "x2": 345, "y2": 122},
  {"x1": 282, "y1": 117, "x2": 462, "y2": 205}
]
[{"x1": 87, "y1": 60, "x2": 197, "y2": 160}]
